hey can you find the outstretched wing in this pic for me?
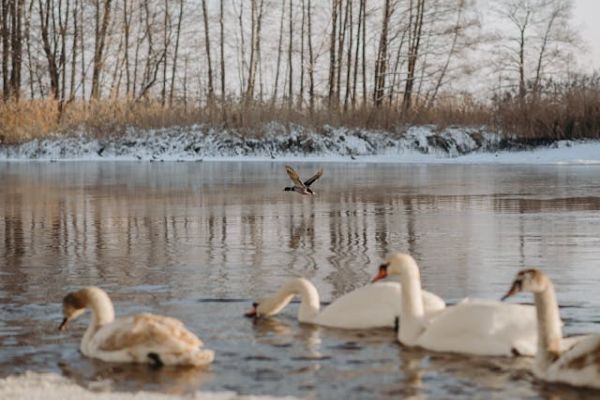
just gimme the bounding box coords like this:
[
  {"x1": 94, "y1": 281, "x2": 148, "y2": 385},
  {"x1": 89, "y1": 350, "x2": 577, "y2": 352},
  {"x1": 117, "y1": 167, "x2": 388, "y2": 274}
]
[
  {"x1": 285, "y1": 165, "x2": 305, "y2": 188},
  {"x1": 303, "y1": 168, "x2": 323, "y2": 187}
]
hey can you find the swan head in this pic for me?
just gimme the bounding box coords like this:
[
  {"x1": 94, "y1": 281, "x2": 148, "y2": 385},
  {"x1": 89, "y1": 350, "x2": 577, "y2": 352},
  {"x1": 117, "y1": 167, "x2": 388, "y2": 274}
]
[
  {"x1": 502, "y1": 269, "x2": 549, "y2": 300},
  {"x1": 372, "y1": 252, "x2": 419, "y2": 282},
  {"x1": 245, "y1": 294, "x2": 294, "y2": 318},
  {"x1": 59, "y1": 289, "x2": 88, "y2": 330}
]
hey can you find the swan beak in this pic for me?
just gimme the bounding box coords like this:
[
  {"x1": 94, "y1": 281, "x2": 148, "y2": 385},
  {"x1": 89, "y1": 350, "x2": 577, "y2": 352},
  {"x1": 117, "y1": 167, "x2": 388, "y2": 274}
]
[
  {"x1": 501, "y1": 280, "x2": 522, "y2": 301},
  {"x1": 244, "y1": 303, "x2": 258, "y2": 318},
  {"x1": 371, "y1": 263, "x2": 389, "y2": 283},
  {"x1": 58, "y1": 317, "x2": 69, "y2": 331}
]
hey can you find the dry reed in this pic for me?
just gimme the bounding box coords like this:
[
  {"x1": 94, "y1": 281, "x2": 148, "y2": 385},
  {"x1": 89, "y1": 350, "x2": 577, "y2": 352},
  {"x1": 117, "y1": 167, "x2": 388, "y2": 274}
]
[{"x1": 1, "y1": 78, "x2": 598, "y2": 144}]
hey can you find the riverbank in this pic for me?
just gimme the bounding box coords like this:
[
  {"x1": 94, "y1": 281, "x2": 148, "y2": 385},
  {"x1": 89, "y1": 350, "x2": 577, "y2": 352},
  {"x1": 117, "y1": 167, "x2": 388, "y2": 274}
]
[{"x1": 0, "y1": 124, "x2": 598, "y2": 164}]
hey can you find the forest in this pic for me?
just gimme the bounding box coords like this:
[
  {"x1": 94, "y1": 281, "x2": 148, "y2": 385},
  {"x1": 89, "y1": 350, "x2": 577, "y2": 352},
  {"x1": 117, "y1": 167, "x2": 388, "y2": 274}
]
[{"x1": 0, "y1": 0, "x2": 598, "y2": 144}]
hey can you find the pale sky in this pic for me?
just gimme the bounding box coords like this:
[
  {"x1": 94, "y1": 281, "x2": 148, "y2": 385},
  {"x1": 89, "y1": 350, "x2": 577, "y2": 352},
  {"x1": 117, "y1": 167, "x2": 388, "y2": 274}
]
[{"x1": 572, "y1": 0, "x2": 600, "y2": 69}]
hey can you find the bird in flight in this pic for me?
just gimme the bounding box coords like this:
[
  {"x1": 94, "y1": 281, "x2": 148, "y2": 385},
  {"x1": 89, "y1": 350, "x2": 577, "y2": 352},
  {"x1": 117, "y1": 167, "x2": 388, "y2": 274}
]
[{"x1": 284, "y1": 165, "x2": 323, "y2": 196}]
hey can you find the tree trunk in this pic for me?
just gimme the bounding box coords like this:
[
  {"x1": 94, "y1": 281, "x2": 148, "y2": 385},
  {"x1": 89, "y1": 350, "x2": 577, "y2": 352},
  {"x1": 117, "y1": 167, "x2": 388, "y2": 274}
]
[
  {"x1": 336, "y1": 0, "x2": 348, "y2": 106},
  {"x1": 219, "y1": 0, "x2": 225, "y2": 101},
  {"x1": 246, "y1": 0, "x2": 263, "y2": 102},
  {"x1": 360, "y1": 0, "x2": 366, "y2": 104},
  {"x1": 9, "y1": 0, "x2": 23, "y2": 101},
  {"x1": 352, "y1": 0, "x2": 363, "y2": 108},
  {"x1": 1, "y1": 0, "x2": 10, "y2": 100},
  {"x1": 343, "y1": 0, "x2": 352, "y2": 111},
  {"x1": 374, "y1": 0, "x2": 391, "y2": 107},
  {"x1": 201, "y1": 0, "x2": 214, "y2": 103},
  {"x1": 307, "y1": 0, "x2": 314, "y2": 111},
  {"x1": 298, "y1": 0, "x2": 305, "y2": 108},
  {"x1": 69, "y1": 0, "x2": 79, "y2": 101},
  {"x1": 328, "y1": 0, "x2": 338, "y2": 107},
  {"x1": 403, "y1": 0, "x2": 425, "y2": 111},
  {"x1": 91, "y1": 0, "x2": 113, "y2": 100},
  {"x1": 25, "y1": 0, "x2": 34, "y2": 98},
  {"x1": 287, "y1": 0, "x2": 293, "y2": 108},
  {"x1": 161, "y1": 0, "x2": 169, "y2": 105},
  {"x1": 271, "y1": 0, "x2": 285, "y2": 104},
  {"x1": 169, "y1": 0, "x2": 184, "y2": 106},
  {"x1": 38, "y1": 0, "x2": 59, "y2": 99}
]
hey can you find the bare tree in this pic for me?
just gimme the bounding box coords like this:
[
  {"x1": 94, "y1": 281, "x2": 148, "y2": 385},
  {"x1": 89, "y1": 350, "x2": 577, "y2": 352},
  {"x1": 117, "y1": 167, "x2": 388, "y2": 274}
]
[
  {"x1": 201, "y1": 0, "x2": 214, "y2": 102},
  {"x1": 328, "y1": 0, "x2": 338, "y2": 107},
  {"x1": 38, "y1": 0, "x2": 60, "y2": 99},
  {"x1": 271, "y1": 0, "x2": 285, "y2": 104},
  {"x1": 169, "y1": 0, "x2": 184, "y2": 105},
  {"x1": 493, "y1": 0, "x2": 576, "y2": 100},
  {"x1": 91, "y1": 0, "x2": 113, "y2": 100},
  {"x1": 287, "y1": 0, "x2": 293, "y2": 108},
  {"x1": 403, "y1": 0, "x2": 425, "y2": 111},
  {"x1": 219, "y1": 0, "x2": 225, "y2": 100},
  {"x1": 1, "y1": 0, "x2": 10, "y2": 100},
  {"x1": 373, "y1": 0, "x2": 392, "y2": 107},
  {"x1": 343, "y1": 0, "x2": 352, "y2": 110},
  {"x1": 351, "y1": 0, "x2": 364, "y2": 107},
  {"x1": 245, "y1": 0, "x2": 264, "y2": 102},
  {"x1": 307, "y1": 0, "x2": 314, "y2": 111}
]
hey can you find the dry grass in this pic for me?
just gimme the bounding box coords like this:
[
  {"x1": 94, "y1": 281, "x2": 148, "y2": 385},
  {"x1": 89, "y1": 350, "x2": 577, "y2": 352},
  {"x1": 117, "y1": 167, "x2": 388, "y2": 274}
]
[
  {"x1": 492, "y1": 80, "x2": 600, "y2": 141},
  {"x1": 1, "y1": 78, "x2": 599, "y2": 144}
]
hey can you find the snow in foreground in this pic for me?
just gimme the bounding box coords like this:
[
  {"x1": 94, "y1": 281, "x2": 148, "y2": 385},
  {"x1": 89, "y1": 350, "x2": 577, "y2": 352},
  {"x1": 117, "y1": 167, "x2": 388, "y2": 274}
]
[
  {"x1": 0, "y1": 124, "x2": 599, "y2": 164},
  {"x1": 0, "y1": 371, "x2": 295, "y2": 400}
]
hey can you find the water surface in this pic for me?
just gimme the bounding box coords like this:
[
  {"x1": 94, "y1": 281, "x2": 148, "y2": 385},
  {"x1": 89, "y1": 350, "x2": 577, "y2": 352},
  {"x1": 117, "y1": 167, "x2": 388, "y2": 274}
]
[{"x1": 1, "y1": 162, "x2": 600, "y2": 399}]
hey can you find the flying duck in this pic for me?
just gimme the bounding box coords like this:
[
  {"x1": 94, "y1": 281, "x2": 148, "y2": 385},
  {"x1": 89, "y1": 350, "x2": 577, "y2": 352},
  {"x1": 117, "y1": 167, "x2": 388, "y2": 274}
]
[{"x1": 284, "y1": 165, "x2": 323, "y2": 196}]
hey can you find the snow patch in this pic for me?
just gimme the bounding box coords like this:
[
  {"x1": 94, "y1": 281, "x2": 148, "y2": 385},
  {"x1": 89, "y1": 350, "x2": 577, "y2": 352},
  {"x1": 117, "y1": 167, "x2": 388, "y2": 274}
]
[
  {"x1": 0, "y1": 124, "x2": 598, "y2": 164},
  {"x1": 0, "y1": 371, "x2": 297, "y2": 400}
]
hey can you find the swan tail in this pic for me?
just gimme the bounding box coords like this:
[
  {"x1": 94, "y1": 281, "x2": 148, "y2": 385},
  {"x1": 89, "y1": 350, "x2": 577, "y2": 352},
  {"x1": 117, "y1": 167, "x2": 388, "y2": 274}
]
[{"x1": 187, "y1": 348, "x2": 215, "y2": 366}]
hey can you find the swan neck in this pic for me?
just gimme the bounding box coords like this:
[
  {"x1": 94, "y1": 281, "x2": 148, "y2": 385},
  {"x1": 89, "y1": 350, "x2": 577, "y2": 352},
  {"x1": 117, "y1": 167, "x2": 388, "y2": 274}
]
[
  {"x1": 290, "y1": 279, "x2": 320, "y2": 323},
  {"x1": 84, "y1": 287, "x2": 116, "y2": 326},
  {"x1": 533, "y1": 281, "x2": 562, "y2": 369},
  {"x1": 398, "y1": 267, "x2": 425, "y2": 344}
]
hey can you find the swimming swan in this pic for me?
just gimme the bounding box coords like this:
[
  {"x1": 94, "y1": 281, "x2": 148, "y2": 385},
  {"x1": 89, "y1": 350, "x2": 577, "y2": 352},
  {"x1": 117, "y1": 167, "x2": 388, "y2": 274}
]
[
  {"x1": 245, "y1": 277, "x2": 446, "y2": 329},
  {"x1": 502, "y1": 269, "x2": 600, "y2": 389},
  {"x1": 59, "y1": 287, "x2": 214, "y2": 366},
  {"x1": 372, "y1": 253, "x2": 557, "y2": 356}
]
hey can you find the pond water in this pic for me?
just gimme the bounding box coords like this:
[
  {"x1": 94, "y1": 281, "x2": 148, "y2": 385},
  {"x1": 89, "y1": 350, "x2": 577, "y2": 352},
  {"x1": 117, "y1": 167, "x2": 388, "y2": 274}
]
[{"x1": 1, "y1": 161, "x2": 600, "y2": 399}]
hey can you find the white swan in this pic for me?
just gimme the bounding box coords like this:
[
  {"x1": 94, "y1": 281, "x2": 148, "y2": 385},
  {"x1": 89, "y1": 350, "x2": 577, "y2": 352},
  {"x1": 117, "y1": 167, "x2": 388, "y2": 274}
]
[
  {"x1": 59, "y1": 287, "x2": 214, "y2": 366},
  {"x1": 502, "y1": 269, "x2": 600, "y2": 389},
  {"x1": 372, "y1": 253, "x2": 554, "y2": 356},
  {"x1": 245, "y1": 277, "x2": 446, "y2": 329}
]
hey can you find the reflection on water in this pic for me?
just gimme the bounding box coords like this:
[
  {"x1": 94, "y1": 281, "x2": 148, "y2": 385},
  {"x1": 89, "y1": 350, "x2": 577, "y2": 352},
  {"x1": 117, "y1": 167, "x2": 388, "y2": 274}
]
[{"x1": 1, "y1": 162, "x2": 600, "y2": 398}]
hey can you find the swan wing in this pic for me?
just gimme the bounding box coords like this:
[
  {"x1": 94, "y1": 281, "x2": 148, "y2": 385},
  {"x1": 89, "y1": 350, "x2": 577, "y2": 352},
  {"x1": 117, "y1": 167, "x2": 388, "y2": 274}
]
[
  {"x1": 314, "y1": 282, "x2": 446, "y2": 329},
  {"x1": 285, "y1": 165, "x2": 305, "y2": 188},
  {"x1": 89, "y1": 313, "x2": 206, "y2": 364},
  {"x1": 421, "y1": 290, "x2": 447, "y2": 317},
  {"x1": 545, "y1": 335, "x2": 600, "y2": 389},
  {"x1": 417, "y1": 299, "x2": 538, "y2": 356},
  {"x1": 315, "y1": 282, "x2": 401, "y2": 329}
]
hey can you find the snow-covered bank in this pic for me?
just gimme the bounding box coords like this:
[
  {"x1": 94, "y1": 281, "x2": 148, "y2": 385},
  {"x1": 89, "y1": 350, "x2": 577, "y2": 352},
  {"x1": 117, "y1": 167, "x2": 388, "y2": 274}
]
[
  {"x1": 0, "y1": 372, "x2": 296, "y2": 400},
  {"x1": 0, "y1": 124, "x2": 599, "y2": 164}
]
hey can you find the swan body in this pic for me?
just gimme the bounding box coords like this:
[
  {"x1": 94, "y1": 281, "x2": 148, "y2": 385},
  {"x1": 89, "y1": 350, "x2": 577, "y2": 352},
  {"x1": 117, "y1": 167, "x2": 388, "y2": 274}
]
[
  {"x1": 414, "y1": 298, "x2": 538, "y2": 356},
  {"x1": 372, "y1": 253, "x2": 572, "y2": 357},
  {"x1": 59, "y1": 287, "x2": 214, "y2": 366},
  {"x1": 246, "y1": 277, "x2": 446, "y2": 329},
  {"x1": 503, "y1": 269, "x2": 600, "y2": 389}
]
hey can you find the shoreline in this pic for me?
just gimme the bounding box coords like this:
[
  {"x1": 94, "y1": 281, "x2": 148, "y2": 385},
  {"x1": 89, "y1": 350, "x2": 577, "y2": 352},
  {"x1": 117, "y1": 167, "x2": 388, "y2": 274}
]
[{"x1": 0, "y1": 124, "x2": 599, "y2": 164}]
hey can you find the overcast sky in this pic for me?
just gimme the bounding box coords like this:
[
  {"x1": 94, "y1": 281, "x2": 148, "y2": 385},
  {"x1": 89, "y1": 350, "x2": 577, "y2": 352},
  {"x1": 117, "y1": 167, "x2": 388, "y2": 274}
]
[{"x1": 569, "y1": 0, "x2": 600, "y2": 68}]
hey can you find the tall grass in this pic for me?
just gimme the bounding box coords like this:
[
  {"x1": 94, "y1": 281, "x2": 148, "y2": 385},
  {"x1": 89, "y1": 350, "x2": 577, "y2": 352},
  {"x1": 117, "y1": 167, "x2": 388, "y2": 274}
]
[
  {"x1": 492, "y1": 75, "x2": 600, "y2": 141},
  {"x1": 1, "y1": 76, "x2": 599, "y2": 144}
]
